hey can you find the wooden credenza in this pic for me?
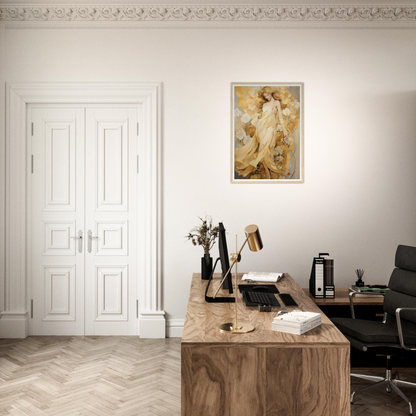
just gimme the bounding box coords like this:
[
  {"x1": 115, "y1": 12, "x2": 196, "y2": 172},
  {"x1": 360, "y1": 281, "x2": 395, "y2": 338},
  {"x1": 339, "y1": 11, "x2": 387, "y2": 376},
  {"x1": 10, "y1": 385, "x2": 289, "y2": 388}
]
[
  {"x1": 303, "y1": 288, "x2": 385, "y2": 322},
  {"x1": 181, "y1": 273, "x2": 350, "y2": 416}
]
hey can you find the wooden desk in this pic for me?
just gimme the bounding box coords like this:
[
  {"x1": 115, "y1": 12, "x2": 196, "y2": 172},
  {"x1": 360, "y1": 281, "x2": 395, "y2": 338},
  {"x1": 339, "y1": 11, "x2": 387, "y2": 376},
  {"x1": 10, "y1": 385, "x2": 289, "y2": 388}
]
[{"x1": 182, "y1": 273, "x2": 350, "y2": 416}]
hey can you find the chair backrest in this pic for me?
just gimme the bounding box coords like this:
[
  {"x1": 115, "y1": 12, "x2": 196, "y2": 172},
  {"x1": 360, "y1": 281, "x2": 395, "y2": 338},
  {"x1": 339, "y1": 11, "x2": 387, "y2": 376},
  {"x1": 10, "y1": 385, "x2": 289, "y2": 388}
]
[{"x1": 383, "y1": 245, "x2": 416, "y2": 331}]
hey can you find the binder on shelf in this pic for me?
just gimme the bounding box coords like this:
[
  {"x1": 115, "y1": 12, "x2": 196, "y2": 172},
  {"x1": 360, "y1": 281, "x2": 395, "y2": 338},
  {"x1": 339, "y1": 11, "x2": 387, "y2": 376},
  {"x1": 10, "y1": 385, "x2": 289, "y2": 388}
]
[{"x1": 309, "y1": 253, "x2": 335, "y2": 299}]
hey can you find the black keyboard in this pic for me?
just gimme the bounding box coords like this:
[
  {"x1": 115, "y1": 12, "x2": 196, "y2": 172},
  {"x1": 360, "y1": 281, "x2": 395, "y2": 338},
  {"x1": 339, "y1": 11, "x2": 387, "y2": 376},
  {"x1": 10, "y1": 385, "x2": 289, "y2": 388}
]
[{"x1": 243, "y1": 291, "x2": 280, "y2": 307}]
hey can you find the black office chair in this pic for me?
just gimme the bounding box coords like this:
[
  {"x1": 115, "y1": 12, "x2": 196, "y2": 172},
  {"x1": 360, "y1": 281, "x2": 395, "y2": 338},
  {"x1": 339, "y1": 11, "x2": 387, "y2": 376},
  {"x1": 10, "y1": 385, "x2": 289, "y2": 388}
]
[{"x1": 332, "y1": 245, "x2": 416, "y2": 415}]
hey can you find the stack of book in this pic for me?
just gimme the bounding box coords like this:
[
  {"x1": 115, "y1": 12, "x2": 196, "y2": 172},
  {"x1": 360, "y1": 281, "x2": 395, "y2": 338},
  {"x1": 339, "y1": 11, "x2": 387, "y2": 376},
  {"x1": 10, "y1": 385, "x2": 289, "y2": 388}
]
[
  {"x1": 271, "y1": 311, "x2": 321, "y2": 335},
  {"x1": 349, "y1": 285, "x2": 388, "y2": 297}
]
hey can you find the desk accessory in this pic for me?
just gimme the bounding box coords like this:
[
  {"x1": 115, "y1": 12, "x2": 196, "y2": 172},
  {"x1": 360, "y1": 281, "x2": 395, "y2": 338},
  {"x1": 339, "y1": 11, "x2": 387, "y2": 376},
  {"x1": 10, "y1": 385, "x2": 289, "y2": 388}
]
[
  {"x1": 355, "y1": 269, "x2": 365, "y2": 287},
  {"x1": 279, "y1": 293, "x2": 298, "y2": 307},
  {"x1": 243, "y1": 291, "x2": 280, "y2": 307},
  {"x1": 309, "y1": 253, "x2": 335, "y2": 299},
  {"x1": 212, "y1": 224, "x2": 263, "y2": 334},
  {"x1": 258, "y1": 305, "x2": 272, "y2": 312},
  {"x1": 185, "y1": 215, "x2": 219, "y2": 280},
  {"x1": 238, "y1": 284, "x2": 279, "y2": 294}
]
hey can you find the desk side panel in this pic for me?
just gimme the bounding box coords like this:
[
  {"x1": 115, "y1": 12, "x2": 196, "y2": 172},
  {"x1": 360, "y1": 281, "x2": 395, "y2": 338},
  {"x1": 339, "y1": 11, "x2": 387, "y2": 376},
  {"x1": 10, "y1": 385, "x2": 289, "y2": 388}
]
[
  {"x1": 181, "y1": 344, "x2": 267, "y2": 416},
  {"x1": 265, "y1": 347, "x2": 303, "y2": 415},
  {"x1": 182, "y1": 344, "x2": 231, "y2": 416},
  {"x1": 301, "y1": 345, "x2": 350, "y2": 416},
  {"x1": 182, "y1": 344, "x2": 350, "y2": 416}
]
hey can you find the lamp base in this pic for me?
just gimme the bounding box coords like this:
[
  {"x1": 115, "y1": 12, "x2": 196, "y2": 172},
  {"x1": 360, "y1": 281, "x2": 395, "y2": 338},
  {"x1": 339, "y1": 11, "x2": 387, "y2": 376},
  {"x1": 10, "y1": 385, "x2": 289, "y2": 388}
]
[{"x1": 218, "y1": 322, "x2": 255, "y2": 334}]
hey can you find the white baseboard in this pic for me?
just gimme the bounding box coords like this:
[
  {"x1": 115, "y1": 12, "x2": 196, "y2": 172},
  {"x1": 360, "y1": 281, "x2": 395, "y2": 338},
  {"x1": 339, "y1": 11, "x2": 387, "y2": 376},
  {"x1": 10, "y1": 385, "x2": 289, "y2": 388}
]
[
  {"x1": 0, "y1": 310, "x2": 184, "y2": 339},
  {"x1": 139, "y1": 310, "x2": 166, "y2": 338},
  {"x1": 167, "y1": 319, "x2": 184, "y2": 338},
  {"x1": 0, "y1": 311, "x2": 29, "y2": 338}
]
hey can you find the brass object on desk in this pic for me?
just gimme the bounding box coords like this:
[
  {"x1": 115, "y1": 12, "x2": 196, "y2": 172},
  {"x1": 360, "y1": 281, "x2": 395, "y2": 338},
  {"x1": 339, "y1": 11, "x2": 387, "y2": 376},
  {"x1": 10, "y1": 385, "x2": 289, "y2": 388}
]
[
  {"x1": 214, "y1": 224, "x2": 263, "y2": 334},
  {"x1": 245, "y1": 224, "x2": 263, "y2": 252},
  {"x1": 217, "y1": 235, "x2": 254, "y2": 334}
]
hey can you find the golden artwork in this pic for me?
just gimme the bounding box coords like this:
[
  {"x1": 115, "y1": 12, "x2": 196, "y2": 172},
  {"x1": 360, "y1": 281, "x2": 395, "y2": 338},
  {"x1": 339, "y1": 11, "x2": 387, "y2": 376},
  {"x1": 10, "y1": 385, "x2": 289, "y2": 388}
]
[{"x1": 232, "y1": 83, "x2": 303, "y2": 183}]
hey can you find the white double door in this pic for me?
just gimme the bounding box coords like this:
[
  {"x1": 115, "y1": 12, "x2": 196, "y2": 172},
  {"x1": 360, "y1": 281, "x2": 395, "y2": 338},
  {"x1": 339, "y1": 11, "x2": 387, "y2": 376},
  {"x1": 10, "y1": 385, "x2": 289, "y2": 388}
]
[{"x1": 30, "y1": 106, "x2": 139, "y2": 335}]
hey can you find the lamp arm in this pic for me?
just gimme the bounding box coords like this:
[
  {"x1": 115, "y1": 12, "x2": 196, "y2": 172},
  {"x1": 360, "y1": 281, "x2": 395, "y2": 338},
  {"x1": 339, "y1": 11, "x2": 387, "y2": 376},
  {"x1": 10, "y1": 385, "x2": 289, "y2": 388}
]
[{"x1": 212, "y1": 235, "x2": 250, "y2": 299}]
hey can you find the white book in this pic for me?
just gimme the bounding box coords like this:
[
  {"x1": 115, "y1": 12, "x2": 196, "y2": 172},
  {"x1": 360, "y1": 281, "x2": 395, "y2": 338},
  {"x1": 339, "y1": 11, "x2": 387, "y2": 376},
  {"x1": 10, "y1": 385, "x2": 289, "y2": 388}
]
[
  {"x1": 273, "y1": 316, "x2": 321, "y2": 330},
  {"x1": 272, "y1": 318, "x2": 321, "y2": 335},
  {"x1": 242, "y1": 271, "x2": 284, "y2": 283},
  {"x1": 272, "y1": 311, "x2": 321, "y2": 328}
]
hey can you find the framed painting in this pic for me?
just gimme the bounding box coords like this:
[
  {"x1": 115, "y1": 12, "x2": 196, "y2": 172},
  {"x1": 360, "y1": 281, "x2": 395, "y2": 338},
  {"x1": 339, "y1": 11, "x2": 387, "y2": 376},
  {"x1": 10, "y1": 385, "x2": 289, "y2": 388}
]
[{"x1": 231, "y1": 83, "x2": 304, "y2": 183}]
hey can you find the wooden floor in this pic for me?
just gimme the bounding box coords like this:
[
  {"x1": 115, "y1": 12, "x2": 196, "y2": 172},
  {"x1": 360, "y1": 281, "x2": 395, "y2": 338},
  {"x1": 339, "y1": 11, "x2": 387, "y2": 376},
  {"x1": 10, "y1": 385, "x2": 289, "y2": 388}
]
[
  {"x1": 0, "y1": 337, "x2": 415, "y2": 416},
  {"x1": 0, "y1": 337, "x2": 180, "y2": 416},
  {"x1": 351, "y1": 367, "x2": 416, "y2": 416}
]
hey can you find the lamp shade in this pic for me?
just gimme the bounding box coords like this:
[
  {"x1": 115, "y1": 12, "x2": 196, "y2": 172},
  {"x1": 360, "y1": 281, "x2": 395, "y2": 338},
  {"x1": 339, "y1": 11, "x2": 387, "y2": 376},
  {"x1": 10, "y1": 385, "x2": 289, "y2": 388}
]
[{"x1": 244, "y1": 225, "x2": 263, "y2": 252}]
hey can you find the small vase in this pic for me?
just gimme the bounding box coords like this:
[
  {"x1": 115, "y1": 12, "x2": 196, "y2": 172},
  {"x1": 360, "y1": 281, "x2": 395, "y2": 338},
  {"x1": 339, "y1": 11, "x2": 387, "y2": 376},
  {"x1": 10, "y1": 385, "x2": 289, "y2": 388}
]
[{"x1": 201, "y1": 256, "x2": 213, "y2": 280}]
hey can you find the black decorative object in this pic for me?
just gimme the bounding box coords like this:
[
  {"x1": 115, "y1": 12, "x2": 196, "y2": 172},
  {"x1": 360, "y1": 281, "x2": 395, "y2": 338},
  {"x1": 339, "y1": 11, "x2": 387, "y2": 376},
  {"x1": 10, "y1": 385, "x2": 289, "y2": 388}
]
[
  {"x1": 201, "y1": 256, "x2": 213, "y2": 280},
  {"x1": 355, "y1": 269, "x2": 365, "y2": 287}
]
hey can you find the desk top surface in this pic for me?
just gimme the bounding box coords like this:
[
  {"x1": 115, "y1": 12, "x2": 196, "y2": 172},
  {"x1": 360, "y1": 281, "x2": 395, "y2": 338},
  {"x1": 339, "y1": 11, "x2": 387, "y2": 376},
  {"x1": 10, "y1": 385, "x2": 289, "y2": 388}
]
[{"x1": 182, "y1": 273, "x2": 349, "y2": 346}]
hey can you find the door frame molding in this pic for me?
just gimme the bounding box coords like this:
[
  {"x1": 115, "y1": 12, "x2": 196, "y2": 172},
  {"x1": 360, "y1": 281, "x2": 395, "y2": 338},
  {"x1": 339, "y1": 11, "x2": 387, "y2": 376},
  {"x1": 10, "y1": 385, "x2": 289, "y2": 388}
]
[{"x1": 4, "y1": 82, "x2": 165, "y2": 338}]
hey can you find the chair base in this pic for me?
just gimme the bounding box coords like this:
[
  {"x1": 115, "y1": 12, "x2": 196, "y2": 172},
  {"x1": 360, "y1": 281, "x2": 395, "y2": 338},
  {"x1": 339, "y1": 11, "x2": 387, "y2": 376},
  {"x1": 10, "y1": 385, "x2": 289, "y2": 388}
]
[{"x1": 351, "y1": 360, "x2": 416, "y2": 415}]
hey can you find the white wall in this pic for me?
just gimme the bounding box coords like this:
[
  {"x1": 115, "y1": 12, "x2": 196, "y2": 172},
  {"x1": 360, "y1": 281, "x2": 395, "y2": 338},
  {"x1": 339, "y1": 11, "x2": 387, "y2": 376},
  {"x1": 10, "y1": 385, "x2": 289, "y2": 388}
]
[{"x1": 5, "y1": 25, "x2": 416, "y2": 328}]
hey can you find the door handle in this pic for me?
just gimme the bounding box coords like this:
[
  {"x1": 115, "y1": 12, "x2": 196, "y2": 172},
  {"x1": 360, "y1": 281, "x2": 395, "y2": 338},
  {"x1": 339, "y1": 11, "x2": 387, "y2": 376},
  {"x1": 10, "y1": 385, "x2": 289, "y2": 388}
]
[
  {"x1": 88, "y1": 230, "x2": 98, "y2": 253},
  {"x1": 71, "y1": 230, "x2": 83, "y2": 253}
]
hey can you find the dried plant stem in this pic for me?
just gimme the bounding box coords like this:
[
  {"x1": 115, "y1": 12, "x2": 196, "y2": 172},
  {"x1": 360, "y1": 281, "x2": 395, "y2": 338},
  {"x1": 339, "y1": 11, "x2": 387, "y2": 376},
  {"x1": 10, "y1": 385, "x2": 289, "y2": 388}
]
[{"x1": 185, "y1": 215, "x2": 219, "y2": 264}]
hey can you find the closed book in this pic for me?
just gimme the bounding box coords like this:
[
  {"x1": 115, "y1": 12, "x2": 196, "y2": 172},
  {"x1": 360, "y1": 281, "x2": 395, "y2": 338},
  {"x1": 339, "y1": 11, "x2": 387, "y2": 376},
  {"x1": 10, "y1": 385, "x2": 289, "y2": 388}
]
[
  {"x1": 272, "y1": 318, "x2": 321, "y2": 335},
  {"x1": 272, "y1": 311, "x2": 321, "y2": 335},
  {"x1": 272, "y1": 316, "x2": 321, "y2": 330},
  {"x1": 273, "y1": 311, "x2": 321, "y2": 326},
  {"x1": 349, "y1": 286, "x2": 385, "y2": 297}
]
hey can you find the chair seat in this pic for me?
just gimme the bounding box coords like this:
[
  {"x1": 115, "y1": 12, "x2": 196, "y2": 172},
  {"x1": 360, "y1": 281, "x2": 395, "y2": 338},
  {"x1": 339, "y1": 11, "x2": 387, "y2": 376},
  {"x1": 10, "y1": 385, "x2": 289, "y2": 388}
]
[{"x1": 332, "y1": 318, "x2": 416, "y2": 345}]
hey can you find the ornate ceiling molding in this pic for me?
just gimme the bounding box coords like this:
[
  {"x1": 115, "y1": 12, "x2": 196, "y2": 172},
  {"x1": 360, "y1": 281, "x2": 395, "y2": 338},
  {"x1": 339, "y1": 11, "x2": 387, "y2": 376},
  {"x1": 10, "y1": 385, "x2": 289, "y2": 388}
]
[{"x1": 0, "y1": 4, "x2": 415, "y2": 22}]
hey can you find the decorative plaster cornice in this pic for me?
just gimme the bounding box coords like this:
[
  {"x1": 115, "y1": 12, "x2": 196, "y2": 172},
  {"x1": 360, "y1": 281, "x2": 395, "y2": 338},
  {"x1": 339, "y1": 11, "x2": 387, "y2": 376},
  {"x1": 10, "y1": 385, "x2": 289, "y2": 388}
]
[{"x1": 0, "y1": 4, "x2": 415, "y2": 21}]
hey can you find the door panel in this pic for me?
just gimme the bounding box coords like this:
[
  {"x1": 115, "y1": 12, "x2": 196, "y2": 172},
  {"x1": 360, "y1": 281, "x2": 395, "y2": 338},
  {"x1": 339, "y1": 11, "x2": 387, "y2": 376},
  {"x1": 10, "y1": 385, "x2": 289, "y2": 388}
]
[
  {"x1": 85, "y1": 108, "x2": 138, "y2": 335},
  {"x1": 96, "y1": 265, "x2": 128, "y2": 321},
  {"x1": 31, "y1": 107, "x2": 85, "y2": 335},
  {"x1": 95, "y1": 221, "x2": 128, "y2": 256},
  {"x1": 44, "y1": 121, "x2": 76, "y2": 211},
  {"x1": 96, "y1": 120, "x2": 128, "y2": 211},
  {"x1": 43, "y1": 265, "x2": 76, "y2": 321},
  {"x1": 43, "y1": 221, "x2": 76, "y2": 256}
]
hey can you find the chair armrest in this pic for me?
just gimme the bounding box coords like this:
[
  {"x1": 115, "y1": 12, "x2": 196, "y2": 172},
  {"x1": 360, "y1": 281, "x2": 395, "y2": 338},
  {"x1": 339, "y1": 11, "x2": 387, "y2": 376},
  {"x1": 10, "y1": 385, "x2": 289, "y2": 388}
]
[
  {"x1": 395, "y1": 308, "x2": 416, "y2": 351},
  {"x1": 349, "y1": 290, "x2": 387, "y2": 319}
]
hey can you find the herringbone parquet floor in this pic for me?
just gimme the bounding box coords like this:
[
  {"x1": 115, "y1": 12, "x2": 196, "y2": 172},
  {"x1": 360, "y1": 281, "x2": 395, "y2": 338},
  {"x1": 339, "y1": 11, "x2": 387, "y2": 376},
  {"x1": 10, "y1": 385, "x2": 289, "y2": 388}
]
[
  {"x1": 351, "y1": 367, "x2": 416, "y2": 416},
  {"x1": 1, "y1": 337, "x2": 415, "y2": 416},
  {"x1": 0, "y1": 337, "x2": 181, "y2": 416}
]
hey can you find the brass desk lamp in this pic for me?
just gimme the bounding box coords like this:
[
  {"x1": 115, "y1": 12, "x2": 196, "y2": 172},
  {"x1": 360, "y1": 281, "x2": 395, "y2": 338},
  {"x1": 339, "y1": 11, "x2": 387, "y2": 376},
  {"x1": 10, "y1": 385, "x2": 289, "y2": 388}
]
[{"x1": 213, "y1": 224, "x2": 263, "y2": 334}]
